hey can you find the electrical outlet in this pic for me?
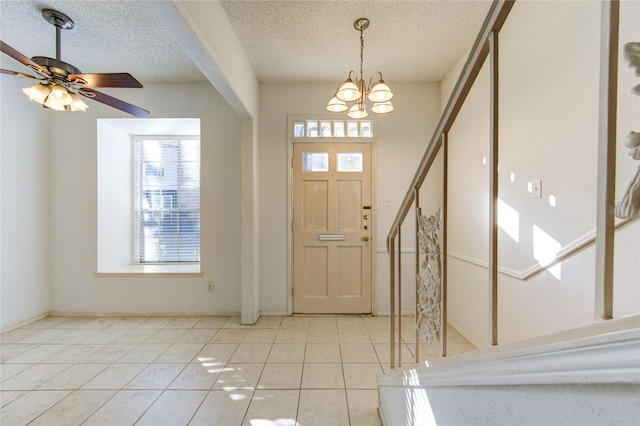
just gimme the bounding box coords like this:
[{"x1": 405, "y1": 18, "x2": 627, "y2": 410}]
[{"x1": 207, "y1": 282, "x2": 214, "y2": 293}]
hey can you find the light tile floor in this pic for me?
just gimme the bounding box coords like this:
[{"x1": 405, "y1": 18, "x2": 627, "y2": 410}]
[{"x1": 0, "y1": 315, "x2": 475, "y2": 425}]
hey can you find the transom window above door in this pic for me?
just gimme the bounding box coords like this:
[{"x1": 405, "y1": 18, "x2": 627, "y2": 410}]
[{"x1": 292, "y1": 119, "x2": 373, "y2": 139}]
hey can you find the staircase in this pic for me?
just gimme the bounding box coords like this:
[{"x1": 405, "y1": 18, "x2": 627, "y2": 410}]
[
  {"x1": 377, "y1": 316, "x2": 640, "y2": 425},
  {"x1": 379, "y1": 0, "x2": 640, "y2": 424}
]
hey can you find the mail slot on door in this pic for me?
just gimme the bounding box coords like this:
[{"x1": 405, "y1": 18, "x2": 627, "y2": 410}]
[{"x1": 318, "y1": 233, "x2": 346, "y2": 241}]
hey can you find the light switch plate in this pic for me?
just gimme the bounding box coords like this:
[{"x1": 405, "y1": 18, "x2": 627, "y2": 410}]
[{"x1": 531, "y1": 180, "x2": 542, "y2": 199}]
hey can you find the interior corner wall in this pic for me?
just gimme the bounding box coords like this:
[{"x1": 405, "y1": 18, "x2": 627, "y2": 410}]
[
  {"x1": 258, "y1": 82, "x2": 441, "y2": 315},
  {"x1": 47, "y1": 82, "x2": 243, "y2": 315},
  {"x1": 0, "y1": 74, "x2": 51, "y2": 329}
]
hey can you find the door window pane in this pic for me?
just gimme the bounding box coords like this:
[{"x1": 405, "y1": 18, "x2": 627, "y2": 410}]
[
  {"x1": 303, "y1": 152, "x2": 329, "y2": 172},
  {"x1": 337, "y1": 152, "x2": 363, "y2": 172}
]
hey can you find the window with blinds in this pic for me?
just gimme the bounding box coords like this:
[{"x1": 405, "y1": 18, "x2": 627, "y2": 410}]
[{"x1": 133, "y1": 137, "x2": 200, "y2": 263}]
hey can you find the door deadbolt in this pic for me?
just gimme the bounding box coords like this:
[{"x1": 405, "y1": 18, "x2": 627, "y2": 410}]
[{"x1": 363, "y1": 214, "x2": 368, "y2": 220}]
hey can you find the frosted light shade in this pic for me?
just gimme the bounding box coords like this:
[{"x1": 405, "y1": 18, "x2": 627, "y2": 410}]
[
  {"x1": 43, "y1": 95, "x2": 67, "y2": 111},
  {"x1": 326, "y1": 96, "x2": 348, "y2": 112},
  {"x1": 347, "y1": 103, "x2": 368, "y2": 119},
  {"x1": 22, "y1": 83, "x2": 50, "y2": 104},
  {"x1": 367, "y1": 81, "x2": 393, "y2": 102},
  {"x1": 69, "y1": 93, "x2": 89, "y2": 112},
  {"x1": 336, "y1": 79, "x2": 361, "y2": 102},
  {"x1": 371, "y1": 101, "x2": 394, "y2": 114},
  {"x1": 49, "y1": 84, "x2": 72, "y2": 105}
]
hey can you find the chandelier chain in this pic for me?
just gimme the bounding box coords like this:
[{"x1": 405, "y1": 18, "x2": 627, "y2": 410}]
[{"x1": 360, "y1": 26, "x2": 364, "y2": 82}]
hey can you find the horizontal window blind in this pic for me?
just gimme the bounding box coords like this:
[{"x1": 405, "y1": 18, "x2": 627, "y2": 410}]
[{"x1": 134, "y1": 138, "x2": 200, "y2": 263}]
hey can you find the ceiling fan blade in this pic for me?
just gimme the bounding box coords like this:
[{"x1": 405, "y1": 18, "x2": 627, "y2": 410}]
[
  {"x1": 1, "y1": 68, "x2": 43, "y2": 80},
  {"x1": 0, "y1": 40, "x2": 50, "y2": 76},
  {"x1": 68, "y1": 73, "x2": 143, "y2": 88},
  {"x1": 79, "y1": 88, "x2": 149, "y2": 118}
]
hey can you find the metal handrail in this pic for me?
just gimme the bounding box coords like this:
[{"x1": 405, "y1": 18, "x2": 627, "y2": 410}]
[
  {"x1": 386, "y1": 0, "x2": 624, "y2": 368},
  {"x1": 386, "y1": 0, "x2": 515, "y2": 368}
]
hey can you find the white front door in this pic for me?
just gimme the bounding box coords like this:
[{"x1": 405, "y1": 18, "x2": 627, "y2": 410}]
[{"x1": 292, "y1": 142, "x2": 372, "y2": 313}]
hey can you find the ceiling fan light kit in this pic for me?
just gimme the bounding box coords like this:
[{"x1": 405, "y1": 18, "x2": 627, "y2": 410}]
[
  {"x1": 326, "y1": 18, "x2": 394, "y2": 119},
  {"x1": 1, "y1": 8, "x2": 149, "y2": 117}
]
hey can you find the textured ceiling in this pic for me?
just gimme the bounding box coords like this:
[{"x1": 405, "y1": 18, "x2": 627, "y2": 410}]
[
  {"x1": 220, "y1": 0, "x2": 493, "y2": 83},
  {"x1": 0, "y1": 0, "x2": 205, "y2": 83},
  {"x1": 0, "y1": 0, "x2": 492, "y2": 85}
]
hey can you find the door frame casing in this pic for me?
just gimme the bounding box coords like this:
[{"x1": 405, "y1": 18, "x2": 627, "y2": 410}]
[{"x1": 287, "y1": 115, "x2": 378, "y2": 315}]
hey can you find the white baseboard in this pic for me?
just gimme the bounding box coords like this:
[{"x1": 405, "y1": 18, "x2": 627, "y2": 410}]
[
  {"x1": 376, "y1": 310, "x2": 415, "y2": 317},
  {"x1": 47, "y1": 310, "x2": 241, "y2": 317},
  {"x1": 259, "y1": 311, "x2": 289, "y2": 316},
  {"x1": 1, "y1": 311, "x2": 49, "y2": 333}
]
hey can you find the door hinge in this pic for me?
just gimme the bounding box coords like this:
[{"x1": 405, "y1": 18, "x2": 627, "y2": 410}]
[{"x1": 291, "y1": 157, "x2": 294, "y2": 168}]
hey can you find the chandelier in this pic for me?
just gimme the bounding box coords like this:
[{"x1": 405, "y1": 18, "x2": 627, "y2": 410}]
[{"x1": 326, "y1": 18, "x2": 394, "y2": 119}]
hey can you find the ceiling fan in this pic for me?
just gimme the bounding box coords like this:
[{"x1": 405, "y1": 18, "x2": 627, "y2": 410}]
[{"x1": 0, "y1": 8, "x2": 149, "y2": 117}]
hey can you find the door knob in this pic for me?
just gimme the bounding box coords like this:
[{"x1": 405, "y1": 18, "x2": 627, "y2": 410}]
[
  {"x1": 361, "y1": 235, "x2": 370, "y2": 241},
  {"x1": 363, "y1": 214, "x2": 368, "y2": 220}
]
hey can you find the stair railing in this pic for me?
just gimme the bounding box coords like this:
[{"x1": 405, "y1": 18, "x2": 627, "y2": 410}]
[{"x1": 387, "y1": 0, "x2": 625, "y2": 368}]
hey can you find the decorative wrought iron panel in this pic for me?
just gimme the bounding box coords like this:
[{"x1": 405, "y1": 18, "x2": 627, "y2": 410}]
[{"x1": 416, "y1": 208, "x2": 442, "y2": 343}]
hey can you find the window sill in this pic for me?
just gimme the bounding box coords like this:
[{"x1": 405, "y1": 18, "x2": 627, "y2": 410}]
[{"x1": 95, "y1": 264, "x2": 202, "y2": 277}]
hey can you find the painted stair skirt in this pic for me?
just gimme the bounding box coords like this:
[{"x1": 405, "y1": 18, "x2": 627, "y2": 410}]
[{"x1": 377, "y1": 315, "x2": 640, "y2": 425}]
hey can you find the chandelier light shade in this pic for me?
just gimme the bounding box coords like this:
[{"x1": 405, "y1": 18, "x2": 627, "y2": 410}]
[
  {"x1": 327, "y1": 96, "x2": 348, "y2": 112},
  {"x1": 368, "y1": 80, "x2": 393, "y2": 102},
  {"x1": 336, "y1": 75, "x2": 362, "y2": 102},
  {"x1": 326, "y1": 18, "x2": 394, "y2": 119},
  {"x1": 371, "y1": 101, "x2": 394, "y2": 114}
]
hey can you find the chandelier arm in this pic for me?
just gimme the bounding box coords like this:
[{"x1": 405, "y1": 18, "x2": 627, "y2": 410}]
[{"x1": 367, "y1": 71, "x2": 384, "y2": 91}]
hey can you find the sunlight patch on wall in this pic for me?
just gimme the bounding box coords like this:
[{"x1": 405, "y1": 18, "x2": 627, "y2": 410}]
[
  {"x1": 498, "y1": 198, "x2": 520, "y2": 243},
  {"x1": 533, "y1": 225, "x2": 562, "y2": 279}
]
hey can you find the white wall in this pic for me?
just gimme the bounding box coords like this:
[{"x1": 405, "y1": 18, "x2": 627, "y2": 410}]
[
  {"x1": 96, "y1": 120, "x2": 132, "y2": 271},
  {"x1": 46, "y1": 82, "x2": 243, "y2": 315},
  {"x1": 0, "y1": 74, "x2": 51, "y2": 329},
  {"x1": 258, "y1": 82, "x2": 441, "y2": 315},
  {"x1": 440, "y1": 0, "x2": 639, "y2": 347}
]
